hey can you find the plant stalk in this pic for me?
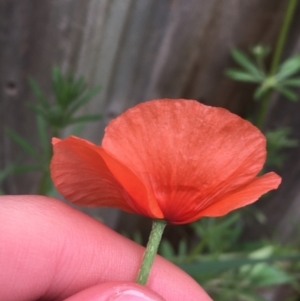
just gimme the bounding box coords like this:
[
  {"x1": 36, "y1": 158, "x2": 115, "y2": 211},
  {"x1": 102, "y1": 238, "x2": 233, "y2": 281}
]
[
  {"x1": 136, "y1": 220, "x2": 166, "y2": 285},
  {"x1": 256, "y1": 0, "x2": 299, "y2": 128}
]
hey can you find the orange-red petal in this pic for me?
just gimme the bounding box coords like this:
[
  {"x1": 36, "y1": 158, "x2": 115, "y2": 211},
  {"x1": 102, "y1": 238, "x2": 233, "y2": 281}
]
[
  {"x1": 198, "y1": 172, "x2": 281, "y2": 218},
  {"x1": 50, "y1": 136, "x2": 163, "y2": 218},
  {"x1": 102, "y1": 99, "x2": 280, "y2": 223},
  {"x1": 50, "y1": 136, "x2": 134, "y2": 212},
  {"x1": 96, "y1": 148, "x2": 163, "y2": 218}
]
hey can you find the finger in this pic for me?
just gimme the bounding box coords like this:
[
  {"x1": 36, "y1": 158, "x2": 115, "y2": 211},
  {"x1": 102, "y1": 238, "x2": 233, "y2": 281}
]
[
  {"x1": 64, "y1": 282, "x2": 166, "y2": 301},
  {"x1": 0, "y1": 195, "x2": 212, "y2": 301}
]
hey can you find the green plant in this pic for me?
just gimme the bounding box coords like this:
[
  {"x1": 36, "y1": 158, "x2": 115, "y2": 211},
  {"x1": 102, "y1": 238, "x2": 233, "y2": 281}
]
[
  {"x1": 158, "y1": 213, "x2": 300, "y2": 301},
  {"x1": 226, "y1": 45, "x2": 300, "y2": 168},
  {"x1": 4, "y1": 67, "x2": 101, "y2": 195},
  {"x1": 226, "y1": 48, "x2": 300, "y2": 103},
  {"x1": 266, "y1": 127, "x2": 298, "y2": 168},
  {"x1": 28, "y1": 66, "x2": 101, "y2": 136},
  {"x1": 226, "y1": 0, "x2": 300, "y2": 168}
]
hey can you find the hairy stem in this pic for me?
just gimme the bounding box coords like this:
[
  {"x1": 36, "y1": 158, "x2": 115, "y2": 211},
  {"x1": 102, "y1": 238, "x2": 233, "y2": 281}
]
[{"x1": 136, "y1": 220, "x2": 166, "y2": 285}]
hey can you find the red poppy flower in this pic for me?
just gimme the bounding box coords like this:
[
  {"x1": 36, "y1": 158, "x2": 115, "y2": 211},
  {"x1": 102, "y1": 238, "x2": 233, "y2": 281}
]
[{"x1": 50, "y1": 99, "x2": 281, "y2": 224}]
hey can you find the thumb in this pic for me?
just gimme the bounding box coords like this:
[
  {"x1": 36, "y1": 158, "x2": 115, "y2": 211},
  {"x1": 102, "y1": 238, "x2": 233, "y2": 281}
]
[{"x1": 63, "y1": 282, "x2": 166, "y2": 301}]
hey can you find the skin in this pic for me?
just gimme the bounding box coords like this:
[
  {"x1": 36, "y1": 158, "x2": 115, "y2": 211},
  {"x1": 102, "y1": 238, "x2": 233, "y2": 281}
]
[{"x1": 0, "y1": 195, "x2": 212, "y2": 301}]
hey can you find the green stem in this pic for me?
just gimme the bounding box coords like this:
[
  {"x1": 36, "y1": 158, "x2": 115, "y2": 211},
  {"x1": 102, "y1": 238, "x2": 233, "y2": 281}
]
[
  {"x1": 136, "y1": 220, "x2": 166, "y2": 285},
  {"x1": 256, "y1": 0, "x2": 299, "y2": 128}
]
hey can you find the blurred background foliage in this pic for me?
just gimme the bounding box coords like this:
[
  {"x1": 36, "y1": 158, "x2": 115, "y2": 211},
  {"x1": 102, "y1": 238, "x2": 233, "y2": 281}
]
[{"x1": 1, "y1": 0, "x2": 300, "y2": 300}]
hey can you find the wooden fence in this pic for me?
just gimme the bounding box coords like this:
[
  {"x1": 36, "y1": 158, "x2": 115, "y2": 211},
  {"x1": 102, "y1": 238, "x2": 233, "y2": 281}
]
[{"x1": 1, "y1": 0, "x2": 300, "y2": 244}]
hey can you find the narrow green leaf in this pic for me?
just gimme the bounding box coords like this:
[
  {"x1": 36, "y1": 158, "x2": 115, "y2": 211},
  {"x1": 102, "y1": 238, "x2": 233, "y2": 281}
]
[
  {"x1": 231, "y1": 49, "x2": 263, "y2": 78},
  {"x1": 179, "y1": 254, "x2": 300, "y2": 277},
  {"x1": 28, "y1": 78, "x2": 49, "y2": 109},
  {"x1": 245, "y1": 264, "x2": 293, "y2": 287},
  {"x1": 225, "y1": 70, "x2": 261, "y2": 82},
  {"x1": 72, "y1": 76, "x2": 86, "y2": 97},
  {"x1": 6, "y1": 128, "x2": 39, "y2": 158},
  {"x1": 52, "y1": 66, "x2": 66, "y2": 105},
  {"x1": 67, "y1": 114, "x2": 102, "y2": 125},
  {"x1": 280, "y1": 77, "x2": 300, "y2": 87},
  {"x1": 266, "y1": 127, "x2": 298, "y2": 167},
  {"x1": 276, "y1": 55, "x2": 300, "y2": 80},
  {"x1": 275, "y1": 86, "x2": 298, "y2": 101},
  {"x1": 254, "y1": 85, "x2": 267, "y2": 100},
  {"x1": 66, "y1": 86, "x2": 101, "y2": 116}
]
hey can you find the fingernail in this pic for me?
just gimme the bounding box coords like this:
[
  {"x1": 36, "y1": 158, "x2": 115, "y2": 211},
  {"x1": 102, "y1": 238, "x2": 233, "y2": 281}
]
[
  {"x1": 63, "y1": 282, "x2": 166, "y2": 301},
  {"x1": 107, "y1": 288, "x2": 160, "y2": 300}
]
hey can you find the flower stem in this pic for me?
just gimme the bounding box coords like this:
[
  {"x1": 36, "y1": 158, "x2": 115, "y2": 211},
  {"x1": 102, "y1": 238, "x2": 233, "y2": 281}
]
[
  {"x1": 256, "y1": 0, "x2": 299, "y2": 128},
  {"x1": 136, "y1": 220, "x2": 166, "y2": 285}
]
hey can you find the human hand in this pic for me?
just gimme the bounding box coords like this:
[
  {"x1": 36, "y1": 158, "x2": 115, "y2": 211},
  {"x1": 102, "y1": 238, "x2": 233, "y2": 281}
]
[{"x1": 0, "y1": 195, "x2": 212, "y2": 301}]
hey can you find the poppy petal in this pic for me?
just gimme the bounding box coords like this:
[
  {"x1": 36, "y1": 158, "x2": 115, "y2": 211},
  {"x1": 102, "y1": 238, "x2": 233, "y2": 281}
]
[
  {"x1": 51, "y1": 136, "x2": 163, "y2": 219},
  {"x1": 102, "y1": 99, "x2": 271, "y2": 220},
  {"x1": 97, "y1": 149, "x2": 163, "y2": 218},
  {"x1": 50, "y1": 136, "x2": 134, "y2": 212},
  {"x1": 198, "y1": 172, "x2": 281, "y2": 218}
]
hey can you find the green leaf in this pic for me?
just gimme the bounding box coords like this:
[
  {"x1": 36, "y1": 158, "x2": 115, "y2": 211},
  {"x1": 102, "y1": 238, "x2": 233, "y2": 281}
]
[
  {"x1": 245, "y1": 264, "x2": 293, "y2": 287},
  {"x1": 267, "y1": 128, "x2": 298, "y2": 148},
  {"x1": 28, "y1": 77, "x2": 49, "y2": 109},
  {"x1": 266, "y1": 127, "x2": 298, "y2": 167},
  {"x1": 225, "y1": 70, "x2": 261, "y2": 82},
  {"x1": 275, "y1": 86, "x2": 298, "y2": 101},
  {"x1": 231, "y1": 49, "x2": 263, "y2": 79},
  {"x1": 6, "y1": 128, "x2": 39, "y2": 158},
  {"x1": 71, "y1": 76, "x2": 86, "y2": 97},
  {"x1": 276, "y1": 55, "x2": 300, "y2": 80},
  {"x1": 67, "y1": 114, "x2": 102, "y2": 125},
  {"x1": 179, "y1": 253, "x2": 300, "y2": 278},
  {"x1": 254, "y1": 85, "x2": 267, "y2": 100},
  {"x1": 280, "y1": 77, "x2": 300, "y2": 87},
  {"x1": 66, "y1": 86, "x2": 101, "y2": 117}
]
